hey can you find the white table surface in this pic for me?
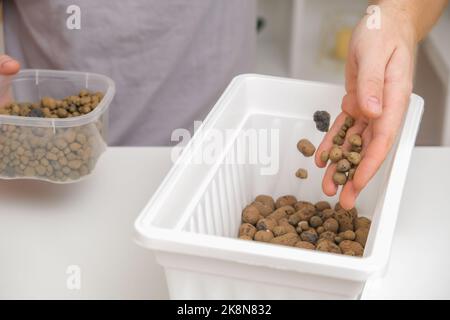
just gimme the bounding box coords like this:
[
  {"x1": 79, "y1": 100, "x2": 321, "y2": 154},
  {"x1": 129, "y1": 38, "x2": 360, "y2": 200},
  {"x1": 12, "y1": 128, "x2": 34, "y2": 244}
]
[{"x1": 0, "y1": 147, "x2": 449, "y2": 300}]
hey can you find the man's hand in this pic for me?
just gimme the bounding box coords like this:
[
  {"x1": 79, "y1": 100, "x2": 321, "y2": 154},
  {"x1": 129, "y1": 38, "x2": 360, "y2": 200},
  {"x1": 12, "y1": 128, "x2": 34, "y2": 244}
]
[
  {"x1": 315, "y1": 3, "x2": 418, "y2": 210},
  {"x1": 0, "y1": 55, "x2": 20, "y2": 75}
]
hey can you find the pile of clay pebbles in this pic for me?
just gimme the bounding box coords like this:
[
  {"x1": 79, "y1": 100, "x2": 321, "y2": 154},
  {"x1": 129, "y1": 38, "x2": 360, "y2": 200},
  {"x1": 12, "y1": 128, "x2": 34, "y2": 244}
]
[
  {"x1": 0, "y1": 90, "x2": 105, "y2": 182},
  {"x1": 239, "y1": 195, "x2": 371, "y2": 256},
  {"x1": 0, "y1": 89, "x2": 103, "y2": 118}
]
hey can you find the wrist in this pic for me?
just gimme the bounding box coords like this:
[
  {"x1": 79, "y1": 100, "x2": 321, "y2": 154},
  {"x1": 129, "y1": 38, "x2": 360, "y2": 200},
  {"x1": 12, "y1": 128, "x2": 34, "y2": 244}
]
[{"x1": 373, "y1": 0, "x2": 431, "y2": 43}]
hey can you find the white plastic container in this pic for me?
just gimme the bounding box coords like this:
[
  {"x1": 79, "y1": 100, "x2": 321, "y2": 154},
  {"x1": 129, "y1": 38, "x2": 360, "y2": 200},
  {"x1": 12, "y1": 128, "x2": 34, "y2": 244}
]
[
  {"x1": 0, "y1": 69, "x2": 115, "y2": 183},
  {"x1": 135, "y1": 75, "x2": 424, "y2": 299}
]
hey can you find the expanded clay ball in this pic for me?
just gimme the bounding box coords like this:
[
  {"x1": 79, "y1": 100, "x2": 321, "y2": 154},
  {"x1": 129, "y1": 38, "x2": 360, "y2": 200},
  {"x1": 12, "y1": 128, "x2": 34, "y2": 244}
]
[
  {"x1": 294, "y1": 201, "x2": 315, "y2": 212},
  {"x1": 346, "y1": 152, "x2": 361, "y2": 166},
  {"x1": 256, "y1": 218, "x2": 277, "y2": 231},
  {"x1": 289, "y1": 207, "x2": 316, "y2": 225},
  {"x1": 316, "y1": 239, "x2": 341, "y2": 254},
  {"x1": 336, "y1": 159, "x2": 351, "y2": 173},
  {"x1": 297, "y1": 139, "x2": 316, "y2": 157},
  {"x1": 343, "y1": 230, "x2": 356, "y2": 241},
  {"x1": 339, "y1": 240, "x2": 364, "y2": 256},
  {"x1": 278, "y1": 221, "x2": 297, "y2": 234},
  {"x1": 329, "y1": 146, "x2": 343, "y2": 162},
  {"x1": 333, "y1": 172, "x2": 347, "y2": 185},
  {"x1": 254, "y1": 230, "x2": 274, "y2": 242},
  {"x1": 270, "y1": 233, "x2": 299, "y2": 246},
  {"x1": 348, "y1": 134, "x2": 362, "y2": 147},
  {"x1": 300, "y1": 229, "x2": 318, "y2": 244},
  {"x1": 268, "y1": 205, "x2": 295, "y2": 221},
  {"x1": 344, "y1": 116, "x2": 355, "y2": 128},
  {"x1": 351, "y1": 145, "x2": 362, "y2": 153},
  {"x1": 309, "y1": 216, "x2": 323, "y2": 228},
  {"x1": 315, "y1": 201, "x2": 331, "y2": 211},
  {"x1": 239, "y1": 223, "x2": 257, "y2": 238},
  {"x1": 320, "y1": 150, "x2": 329, "y2": 163},
  {"x1": 319, "y1": 231, "x2": 337, "y2": 242},
  {"x1": 333, "y1": 135, "x2": 344, "y2": 146},
  {"x1": 295, "y1": 241, "x2": 316, "y2": 250},
  {"x1": 335, "y1": 209, "x2": 354, "y2": 232},
  {"x1": 354, "y1": 217, "x2": 371, "y2": 230},
  {"x1": 295, "y1": 168, "x2": 308, "y2": 179},
  {"x1": 323, "y1": 218, "x2": 339, "y2": 233},
  {"x1": 297, "y1": 220, "x2": 309, "y2": 232},
  {"x1": 251, "y1": 201, "x2": 273, "y2": 217},
  {"x1": 355, "y1": 228, "x2": 369, "y2": 247},
  {"x1": 242, "y1": 205, "x2": 261, "y2": 225},
  {"x1": 255, "y1": 195, "x2": 275, "y2": 210},
  {"x1": 318, "y1": 208, "x2": 335, "y2": 221},
  {"x1": 273, "y1": 225, "x2": 295, "y2": 237},
  {"x1": 275, "y1": 195, "x2": 297, "y2": 209},
  {"x1": 348, "y1": 168, "x2": 356, "y2": 180},
  {"x1": 313, "y1": 110, "x2": 330, "y2": 132},
  {"x1": 316, "y1": 226, "x2": 325, "y2": 234}
]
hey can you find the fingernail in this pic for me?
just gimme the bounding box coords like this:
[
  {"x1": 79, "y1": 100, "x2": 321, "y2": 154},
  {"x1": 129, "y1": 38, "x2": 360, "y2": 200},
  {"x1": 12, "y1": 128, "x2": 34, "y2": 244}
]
[{"x1": 367, "y1": 96, "x2": 381, "y2": 115}]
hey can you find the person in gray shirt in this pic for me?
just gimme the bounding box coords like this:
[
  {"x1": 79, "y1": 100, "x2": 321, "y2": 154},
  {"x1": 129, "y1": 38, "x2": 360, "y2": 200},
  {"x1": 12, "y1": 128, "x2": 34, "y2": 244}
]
[{"x1": 0, "y1": 0, "x2": 256, "y2": 146}]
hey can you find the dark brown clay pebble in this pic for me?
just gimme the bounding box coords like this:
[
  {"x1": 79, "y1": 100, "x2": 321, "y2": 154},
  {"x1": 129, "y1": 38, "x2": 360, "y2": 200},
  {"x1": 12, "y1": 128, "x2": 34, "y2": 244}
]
[
  {"x1": 309, "y1": 216, "x2": 323, "y2": 228},
  {"x1": 354, "y1": 217, "x2": 371, "y2": 230},
  {"x1": 254, "y1": 230, "x2": 274, "y2": 242},
  {"x1": 336, "y1": 159, "x2": 351, "y2": 173},
  {"x1": 255, "y1": 195, "x2": 275, "y2": 210},
  {"x1": 251, "y1": 201, "x2": 273, "y2": 217},
  {"x1": 317, "y1": 208, "x2": 335, "y2": 221},
  {"x1": 316, "y1": 239, "x2": 341, "y2": 254},
  {"x1": 242, "y1": 206, "x2": 262, "y2": 225},
  {"x1": 275, "y1": 195, "x2": 297, "y2": 209},
  {"x1": 300, "y1": 229, "x2": 318, "y2": 244},
  {"x1": 313, "y1": 111, "x2": 331, "y2": 132},
  {"x1": 333, "y1": 172, "x2": 347, "y2": 185},
  {"x1": 239, "y1": 223, "x2": 257, "y2": 238},
  {"x1": 268, "y1": 205, "x2": 295, "y2": 221},
  {"x1": 315, "y1": 201, "x2": 331, "y2": 211},
  {"x1": 323, "y1": 218, "x2": 339, "y2": 233},
  {"x1": 295, "y1": 241, "x2": 316, "y2": 250},
  {"x1": 339, "y1": 240, "x2": 364, "y2": 256},
  {"x1": 319, "y1": 231, "x2": 336, "y2": 242},
  {"x1": 297, "y1": 139, "x2": 316, "y2": 157},
  {"x1": 270, "y1": 233, "x2": 299, "y2": 246},
  {"x1": 355, "y1": 228, "x2": 369, "y2": 247},
  {"x1": 334, "y1": 209, "x2": 355, "y2": 232},
  {"x1": 256, "y1": 218, "x2": 278, "y2": 231},
  {"x1": 295, "y1": 168, "x2": 308, "y2": 179}
]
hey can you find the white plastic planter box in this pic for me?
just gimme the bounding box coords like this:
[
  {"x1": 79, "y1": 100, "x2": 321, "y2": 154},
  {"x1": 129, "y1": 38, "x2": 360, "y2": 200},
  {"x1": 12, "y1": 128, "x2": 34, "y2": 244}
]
[{"x1": 135, "y1": 75, "x2": 424, "y2": 299}]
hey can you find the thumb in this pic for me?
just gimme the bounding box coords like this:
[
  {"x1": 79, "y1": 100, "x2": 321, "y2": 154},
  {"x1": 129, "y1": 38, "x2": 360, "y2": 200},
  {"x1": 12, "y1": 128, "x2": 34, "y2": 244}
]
[
  {"x1": 0, "y1": 55, "x2": 20, "y2": 75},
  {"x1": 356, "y1": 50, "x2": 389, "y2": 119}
]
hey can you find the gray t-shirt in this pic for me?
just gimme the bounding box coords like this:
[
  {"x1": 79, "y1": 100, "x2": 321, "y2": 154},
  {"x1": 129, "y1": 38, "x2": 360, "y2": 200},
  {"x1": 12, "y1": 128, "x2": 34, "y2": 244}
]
[{"x1": 4, "y1": 0, "x2": 256, "y2": 146}]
